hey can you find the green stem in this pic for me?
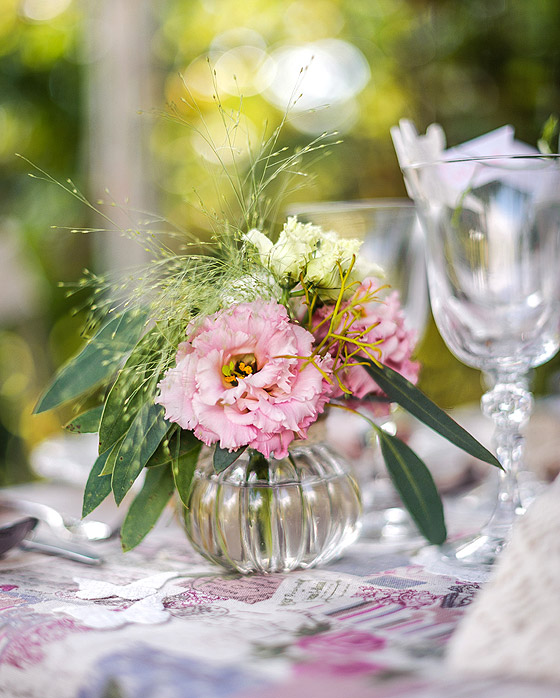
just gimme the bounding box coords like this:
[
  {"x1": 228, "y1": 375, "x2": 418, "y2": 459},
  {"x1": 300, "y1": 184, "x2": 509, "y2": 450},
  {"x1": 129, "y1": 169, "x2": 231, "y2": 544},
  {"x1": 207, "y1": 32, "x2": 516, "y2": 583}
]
[{"x1": 247, "y1": 449, "x2": 274, "y2": 561}]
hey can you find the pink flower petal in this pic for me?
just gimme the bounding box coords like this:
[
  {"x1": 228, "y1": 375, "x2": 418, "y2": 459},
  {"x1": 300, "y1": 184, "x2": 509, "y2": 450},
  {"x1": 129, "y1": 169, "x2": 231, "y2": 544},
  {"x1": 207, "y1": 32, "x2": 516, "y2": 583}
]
[{"x1": 156, "y1": 301, "x2": 333, "y2": 458}]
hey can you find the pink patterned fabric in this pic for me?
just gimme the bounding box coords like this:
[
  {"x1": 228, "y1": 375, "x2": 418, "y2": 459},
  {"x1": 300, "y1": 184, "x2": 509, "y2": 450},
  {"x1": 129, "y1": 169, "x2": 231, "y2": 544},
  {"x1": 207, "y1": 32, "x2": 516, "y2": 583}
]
[{"x1": 1, "y1": 483, "x2": 555, "y2": 698}]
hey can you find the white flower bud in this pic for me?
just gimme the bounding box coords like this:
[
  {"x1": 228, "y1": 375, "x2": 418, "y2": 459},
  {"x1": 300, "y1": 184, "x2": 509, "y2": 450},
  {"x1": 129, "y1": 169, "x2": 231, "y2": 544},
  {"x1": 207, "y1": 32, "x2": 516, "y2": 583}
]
[{"x1": 246, "y1": 217, "x2": 385, "y2": 301}]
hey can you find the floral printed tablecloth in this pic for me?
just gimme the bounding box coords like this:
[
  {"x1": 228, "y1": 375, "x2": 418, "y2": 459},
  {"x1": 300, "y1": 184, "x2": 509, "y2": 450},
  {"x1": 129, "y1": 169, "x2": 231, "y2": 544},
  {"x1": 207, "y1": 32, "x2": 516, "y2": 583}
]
[{"x1": 0, "y1": 483, "x2": 557, "y2": 698}]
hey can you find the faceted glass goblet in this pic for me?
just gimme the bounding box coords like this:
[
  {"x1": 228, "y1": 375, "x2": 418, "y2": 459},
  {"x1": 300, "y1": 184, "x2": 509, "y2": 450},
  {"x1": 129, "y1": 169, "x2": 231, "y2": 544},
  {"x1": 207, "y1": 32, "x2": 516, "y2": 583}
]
[{"x1": 403, "y1": 154, "x2": 560, "y2": 570}]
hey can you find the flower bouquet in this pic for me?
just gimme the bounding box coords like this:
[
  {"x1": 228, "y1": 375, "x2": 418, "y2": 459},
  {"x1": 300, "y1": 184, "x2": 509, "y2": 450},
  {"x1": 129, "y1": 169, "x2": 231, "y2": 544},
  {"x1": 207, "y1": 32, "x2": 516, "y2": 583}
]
[{"x1": 33, "y1": 92, "x2": 500, "y2": 571}]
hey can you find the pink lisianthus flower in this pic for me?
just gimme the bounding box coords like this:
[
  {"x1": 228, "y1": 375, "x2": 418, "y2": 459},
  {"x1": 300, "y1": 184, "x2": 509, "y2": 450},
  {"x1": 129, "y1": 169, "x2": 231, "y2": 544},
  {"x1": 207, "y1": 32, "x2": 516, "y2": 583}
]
[
  {"x1": 155, "y1": 301, "x2": 333, "y2": 459},
  {"x1": 311, "y1": 277, "x2": 419, "y2": 413}
]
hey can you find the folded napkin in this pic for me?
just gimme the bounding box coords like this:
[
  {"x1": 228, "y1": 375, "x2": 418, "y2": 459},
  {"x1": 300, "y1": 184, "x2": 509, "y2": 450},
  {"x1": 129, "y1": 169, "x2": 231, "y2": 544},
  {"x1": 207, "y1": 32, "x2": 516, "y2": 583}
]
[
  {"x1": 446, "y1": 475, "x2": 560, "y2": 684},
  {"x1": 391, "y1": 121, "x2": 543, "y2": 204},
  {"x1": 391, "y1": 120, "x2": 537, "y2": 167}
]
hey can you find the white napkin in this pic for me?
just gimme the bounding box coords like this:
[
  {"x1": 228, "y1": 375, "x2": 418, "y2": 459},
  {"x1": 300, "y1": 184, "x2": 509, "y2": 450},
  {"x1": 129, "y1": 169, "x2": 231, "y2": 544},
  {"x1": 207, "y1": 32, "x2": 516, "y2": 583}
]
[
  {"x1": 53, "y1": 571, "x2": 185, "y2": 629},
  {"x1": 390, "y1": 121, "x2": 543, "y2": 205},
  {"x1": 74, "y1": 571, "x2": 181, "y2": 600},
  {"x1": 446, "y1": 475, "x2": 560, "y2": 684},
  {"x1": 390, "y1": 119, "x2": 446, "y2": 169}
]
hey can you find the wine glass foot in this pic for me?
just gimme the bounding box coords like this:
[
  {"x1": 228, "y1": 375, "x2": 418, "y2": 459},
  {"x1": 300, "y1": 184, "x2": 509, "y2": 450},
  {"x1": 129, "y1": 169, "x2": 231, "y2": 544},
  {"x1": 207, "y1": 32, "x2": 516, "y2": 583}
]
[
  {"x1": 440, "y1": 531, "x2": 508, "y2": 570},
  {"x1": 414, "y1": 533, "x2": 509, "y2": 582},
  {"x1": 360, "y1": 506, "x2": 424, "y2": 549}
]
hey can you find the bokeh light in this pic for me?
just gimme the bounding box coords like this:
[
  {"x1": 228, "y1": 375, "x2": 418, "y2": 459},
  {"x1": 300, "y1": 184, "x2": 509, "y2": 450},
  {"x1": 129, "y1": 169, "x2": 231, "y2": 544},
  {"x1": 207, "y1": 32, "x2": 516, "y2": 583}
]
[
  {"x1": 264, "y1": 39, "x2": 370, "y2": 133},
  {"x1": 214, "y1": 46, "x2": 276, "y2": 97},
  {"x1": 20, "y1": 0, "x2": 72, "y2": 22}
]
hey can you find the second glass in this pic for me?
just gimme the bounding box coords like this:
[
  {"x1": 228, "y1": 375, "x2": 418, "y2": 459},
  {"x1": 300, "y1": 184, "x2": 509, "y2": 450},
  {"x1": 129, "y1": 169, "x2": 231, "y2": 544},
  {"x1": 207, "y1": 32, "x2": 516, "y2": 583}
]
[{"x1": 287, "y1": 199, "x2": 429, "y2": 542}]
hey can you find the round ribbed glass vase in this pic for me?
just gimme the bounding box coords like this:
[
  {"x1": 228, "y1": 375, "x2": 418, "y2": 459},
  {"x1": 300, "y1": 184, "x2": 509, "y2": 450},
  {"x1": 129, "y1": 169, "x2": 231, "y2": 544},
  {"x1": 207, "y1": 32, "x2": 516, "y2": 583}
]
[{"x1": 181, "y1": 442, "x2": 362, "y2": 574}]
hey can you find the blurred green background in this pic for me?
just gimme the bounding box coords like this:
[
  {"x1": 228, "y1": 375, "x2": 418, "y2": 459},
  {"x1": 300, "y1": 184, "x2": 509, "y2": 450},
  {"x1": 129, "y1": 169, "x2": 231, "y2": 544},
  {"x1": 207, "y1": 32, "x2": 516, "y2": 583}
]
[{"x1": 1, "y1": 0, "x2": 560, "y2": 484}]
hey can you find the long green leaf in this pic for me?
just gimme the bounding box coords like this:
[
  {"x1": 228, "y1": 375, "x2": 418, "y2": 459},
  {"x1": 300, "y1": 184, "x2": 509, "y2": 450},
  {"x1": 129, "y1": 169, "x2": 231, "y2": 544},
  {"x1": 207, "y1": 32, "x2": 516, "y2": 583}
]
[
  {"x1": 146, "y1": 426, "x2": 177, "y2": 467},
  {"x1": 120, "y1": 464, "x2": 175, "y2": 551},
  {"x1": 171, "y1": 430, "x2": 202, "y2": 507},
  {"x1": 82, "y1": 448, "x2": 113, "y2": 518},
  {"x1": 64, "y1": 406, "x2": 103, "y2": 434},
  {"x1": 363, "y1": 359, "x2": 501, "y2": 468},
  {"x1": 375, "y1": 427, "x2": 447, "y2": 545},
  {"x1": 34, "y1": 309, "x2": 147, "y2": 414},
  {"x1": 111, "y1": 403, "x2": 169, "y2": 505},
  {"x1": 213, "y1": 444, "x2": 247, "y2": 473},
  {"x1": 98, "y1": 329, "x2": 164, "y2": 455},
  {"x1": 99, "y1": 435, "x2": 125, "y2": 476}
]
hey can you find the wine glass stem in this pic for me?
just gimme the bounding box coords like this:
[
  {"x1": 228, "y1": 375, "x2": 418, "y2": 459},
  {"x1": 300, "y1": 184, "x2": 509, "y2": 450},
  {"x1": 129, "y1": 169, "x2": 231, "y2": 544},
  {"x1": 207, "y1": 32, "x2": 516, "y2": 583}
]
[{"x1": 480, "y1": 373, "x2": 533, "y2": 537}]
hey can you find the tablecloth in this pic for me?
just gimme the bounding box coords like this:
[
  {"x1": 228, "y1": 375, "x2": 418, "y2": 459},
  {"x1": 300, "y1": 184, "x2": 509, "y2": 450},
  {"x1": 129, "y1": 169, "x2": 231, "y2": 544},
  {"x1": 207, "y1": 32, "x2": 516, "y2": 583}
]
[{"x1": 1, "y1": 481, "x2": 559, "y2": 698}]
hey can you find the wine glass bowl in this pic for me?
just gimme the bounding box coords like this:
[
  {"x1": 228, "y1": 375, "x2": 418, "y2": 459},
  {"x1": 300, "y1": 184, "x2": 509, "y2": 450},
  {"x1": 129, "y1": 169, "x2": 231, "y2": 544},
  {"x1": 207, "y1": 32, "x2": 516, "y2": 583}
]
[
  {"x1": 286, "y1": 199, "x2": 427, "y2": 336},
  {"x1": 403, "y1": 154, "x2": 560, "y2": 569},
  {"x1": 286, "y1": 199, "x2": 429, "y2": 542}
]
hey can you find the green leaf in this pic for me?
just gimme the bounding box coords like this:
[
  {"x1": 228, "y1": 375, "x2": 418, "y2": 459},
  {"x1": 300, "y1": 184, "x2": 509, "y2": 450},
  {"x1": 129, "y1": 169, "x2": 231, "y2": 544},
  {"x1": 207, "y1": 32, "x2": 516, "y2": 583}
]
[
  {"x1": 375, "y1": 427, "x2": 447, "y2": 545},
  {"x1": 99, "y1": 435, "x2": 125, "y2": 476},
  {"x1": 171, "y1": 430, "x2": 202, "y2": 507},
  {"x1": 213, "y1": 444, "x2": 247, "y2": 473},
  {"x1": 34, "y1": 309, "x2": 148, "y2": 414},
  {"x1": 120, "y1": 464, "x2": 175, "y2": 551},
  {"x1": 538, "y1": 114, "x2": 559, "y2": 154},
  {"x1": 111, "y1": 403, "x2": 169, "y2": 505},
  {"x1": 145, "y1": 427, "x2": 177, "y2": 467},
  {"x1": 363, "y1": 359, "x2": 501, "y2": 469},
  {"x1": 98, "y1": 328, "x2": 164, "y2": 455},
  {"x1": 82, "y1": 448, "x2": 113, "y2": 518},
  {"x1": 64, "y1": 406, "x2": 103, "y2": 434}
]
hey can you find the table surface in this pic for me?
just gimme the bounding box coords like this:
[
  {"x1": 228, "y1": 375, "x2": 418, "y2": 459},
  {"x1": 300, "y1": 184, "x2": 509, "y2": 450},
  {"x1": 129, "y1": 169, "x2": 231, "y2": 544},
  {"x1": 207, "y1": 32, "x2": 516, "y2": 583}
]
[{"x1": 1, "y1": 476, "x2": 559, "y2": 698}]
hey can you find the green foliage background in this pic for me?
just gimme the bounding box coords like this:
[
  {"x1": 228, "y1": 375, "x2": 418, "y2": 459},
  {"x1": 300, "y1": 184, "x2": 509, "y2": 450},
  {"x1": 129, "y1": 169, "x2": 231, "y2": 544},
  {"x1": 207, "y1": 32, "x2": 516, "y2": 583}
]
[{"x1": 1, "y1": 0, "x2": 560, "y2": 483}]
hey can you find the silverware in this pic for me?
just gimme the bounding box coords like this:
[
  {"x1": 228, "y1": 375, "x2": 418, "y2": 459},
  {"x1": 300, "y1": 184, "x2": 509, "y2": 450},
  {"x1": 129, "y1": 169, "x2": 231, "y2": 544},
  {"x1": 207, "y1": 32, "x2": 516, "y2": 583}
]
[
  {"x1": 0, "y1": 497, "x2": 115, "y2": 542},
  {"x1": 19, "y1": 535, "x2": 103, "y2": 565},
  {"x1": 0, "y1": 497, "x2": 106, "y2": 565}
]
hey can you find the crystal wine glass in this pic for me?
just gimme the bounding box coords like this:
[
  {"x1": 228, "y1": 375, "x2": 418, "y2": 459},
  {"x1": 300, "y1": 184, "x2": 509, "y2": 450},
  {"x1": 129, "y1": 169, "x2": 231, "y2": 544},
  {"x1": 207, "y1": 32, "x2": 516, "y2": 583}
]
[
  {"x1": 286, "y1": 199, "x2": 429, "y2": 541},
  {"x1": 403, "y1": 154, "x2": 560, "y2": 570}
]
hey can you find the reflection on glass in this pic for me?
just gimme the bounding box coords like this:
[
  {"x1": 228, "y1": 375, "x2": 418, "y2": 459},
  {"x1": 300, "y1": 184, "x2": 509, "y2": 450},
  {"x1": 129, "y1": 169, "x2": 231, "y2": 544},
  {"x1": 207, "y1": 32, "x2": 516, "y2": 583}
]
[{"x1": 404, "y1": 154, "x2": 560, "y2": 571}]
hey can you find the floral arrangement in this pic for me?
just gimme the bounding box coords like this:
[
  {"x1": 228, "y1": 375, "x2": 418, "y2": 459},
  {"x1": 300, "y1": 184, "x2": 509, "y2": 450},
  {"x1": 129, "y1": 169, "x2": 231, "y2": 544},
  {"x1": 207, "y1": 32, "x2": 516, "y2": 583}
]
[
  {"x1": 154, "y1": 219, "x2": 419, "y2": 461},
  {"x1": 33, "y1": 89, "x2": 500, "y2": 552}
]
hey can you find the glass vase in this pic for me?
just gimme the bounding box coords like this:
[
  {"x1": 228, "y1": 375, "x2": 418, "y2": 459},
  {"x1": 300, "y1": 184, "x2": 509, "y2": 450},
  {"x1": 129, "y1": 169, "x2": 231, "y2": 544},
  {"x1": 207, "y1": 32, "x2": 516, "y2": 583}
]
[{"x1": 181, "y1": 442, "x2": 362, "y2": 574}]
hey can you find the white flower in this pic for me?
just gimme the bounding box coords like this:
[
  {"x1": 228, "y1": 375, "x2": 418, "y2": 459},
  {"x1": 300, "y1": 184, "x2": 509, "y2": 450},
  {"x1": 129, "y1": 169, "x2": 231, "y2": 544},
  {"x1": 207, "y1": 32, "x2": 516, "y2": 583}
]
[
  {"x1": 353, "y1": 256, "x2": 385, "y2": 282},
  {"x1": 244, "y1": 228, "x2": 273, "y2": 259},
  {"x1": 267, "y1": 217, "x2": 321, "y2": 280},
  {"x1": 306, "y1": 234, "x2": 361, "y2": 298},
  {"x1": 219, "y1": 269, "x2": 280, "y2": 307},
  {"x1": 245, "y1": 217, "x2": 384, "y2": 301}
]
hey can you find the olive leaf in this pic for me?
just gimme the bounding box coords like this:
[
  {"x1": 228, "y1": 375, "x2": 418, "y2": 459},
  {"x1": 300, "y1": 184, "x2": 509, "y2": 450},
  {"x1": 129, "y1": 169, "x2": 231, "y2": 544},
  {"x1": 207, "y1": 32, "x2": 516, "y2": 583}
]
[
  {"x1": 120, "y1": 464, "x2": 175, "y2": 551},
  {"x1": 82, "y1": 447, "x2": 114, "y2": 518},
  {"x1": 213, "y1": 445, "x2": 247, "y2": 473},
  {"x1": 64, "y1": 405, "x2": 103, "y2": 434},
  {"x1": 171, "y1": 430, "x2": 202, "y2": 507},
  {"x1": 374, "y1": 425, "x2": 446, "y2": 545},
  {"x1": 363, "y1": 359, "x2": 501, "y2": 468},
  {"x1": 98, "y1": 328, "x2": 166, "y2": 455},
  {"x1": 111, "y1": 403, "x2": 169, "y2": 505},
  {"x1": 34, "y1": 309, "x2": 147, "y2": 414}
]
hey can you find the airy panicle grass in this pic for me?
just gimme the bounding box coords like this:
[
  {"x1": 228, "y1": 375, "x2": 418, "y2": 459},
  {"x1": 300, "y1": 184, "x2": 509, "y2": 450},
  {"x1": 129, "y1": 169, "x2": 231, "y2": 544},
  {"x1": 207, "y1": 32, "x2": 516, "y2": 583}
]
[{"x1": 24, "y1": 71, "x2": 339, "y2": 411}]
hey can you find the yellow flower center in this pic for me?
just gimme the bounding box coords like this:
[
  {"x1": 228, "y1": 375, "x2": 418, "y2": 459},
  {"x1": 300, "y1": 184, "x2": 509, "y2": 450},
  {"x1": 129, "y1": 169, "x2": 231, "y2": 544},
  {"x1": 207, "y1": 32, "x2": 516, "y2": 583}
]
[{"x1": 222, "y1": 353, "x2": 258, "y2": 387}]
